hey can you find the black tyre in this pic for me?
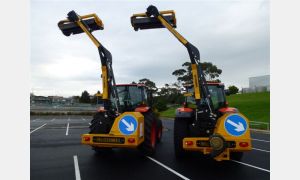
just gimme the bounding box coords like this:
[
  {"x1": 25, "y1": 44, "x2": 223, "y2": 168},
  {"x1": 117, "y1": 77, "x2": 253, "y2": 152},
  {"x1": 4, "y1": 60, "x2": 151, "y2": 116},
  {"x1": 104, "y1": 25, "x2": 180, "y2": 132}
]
[
  {"x1": 89, "y1": 112, "x2": 113, "y2": 134},
  {"x1": 138, "y1": 110, "x2": 157, "y2": 156},
  {"x1": 156, "y1": 119, "x2": 163, "y2": 143},
  {"x1": 174, "y1": 117, "x2": 190, "y2": 158},
  {"x1": 230, "y1": 152, "x2": 244, "y2": 161}
]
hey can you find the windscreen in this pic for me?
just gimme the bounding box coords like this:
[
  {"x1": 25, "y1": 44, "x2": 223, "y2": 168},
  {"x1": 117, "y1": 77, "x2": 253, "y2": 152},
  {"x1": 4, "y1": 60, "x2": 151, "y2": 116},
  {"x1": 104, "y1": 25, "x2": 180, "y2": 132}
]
[
  {"x1": 186, "y1": 85, "x2": 226, "y2": 110},
  {"x1": 114, "y1": 85, "x2": 144, "y2": 112},
  {"x1": 128, "y1": 86, "x2": 143, "y2": 106}
]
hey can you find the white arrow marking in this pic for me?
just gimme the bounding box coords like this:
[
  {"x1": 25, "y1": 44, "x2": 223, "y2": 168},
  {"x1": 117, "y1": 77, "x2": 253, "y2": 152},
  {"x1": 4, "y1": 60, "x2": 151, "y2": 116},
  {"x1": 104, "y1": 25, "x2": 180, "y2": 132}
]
[
  {"x1": 121, "y1": 119, "x2": 135, "y2": 132},
  {"x1": 227, "y1": 119, "x2": 245, "y2": 132}
]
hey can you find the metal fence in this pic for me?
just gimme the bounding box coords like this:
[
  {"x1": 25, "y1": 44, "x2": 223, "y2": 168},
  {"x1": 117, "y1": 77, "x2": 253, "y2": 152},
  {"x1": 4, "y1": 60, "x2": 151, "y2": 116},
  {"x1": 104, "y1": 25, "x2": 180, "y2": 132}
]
[
  {"x1": 249, "y1": 121, "x2": 270, "y2": 131},
  {"x1": 30, "y1": 103, "x2": 100, "y2": 112}
]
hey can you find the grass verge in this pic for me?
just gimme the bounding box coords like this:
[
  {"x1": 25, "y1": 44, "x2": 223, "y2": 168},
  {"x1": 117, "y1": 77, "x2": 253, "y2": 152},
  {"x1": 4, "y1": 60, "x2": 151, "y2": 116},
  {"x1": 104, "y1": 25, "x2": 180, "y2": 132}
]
[{"x1": 159, "y1": 92, "x2": 270, "y2": 129}]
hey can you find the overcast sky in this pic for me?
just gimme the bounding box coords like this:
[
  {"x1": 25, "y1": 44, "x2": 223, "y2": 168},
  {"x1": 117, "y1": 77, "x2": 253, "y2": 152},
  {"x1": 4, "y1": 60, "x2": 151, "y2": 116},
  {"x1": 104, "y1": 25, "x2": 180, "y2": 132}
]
[{"x1": 31, "y1": 0, "x2": 269, "y2": 97}]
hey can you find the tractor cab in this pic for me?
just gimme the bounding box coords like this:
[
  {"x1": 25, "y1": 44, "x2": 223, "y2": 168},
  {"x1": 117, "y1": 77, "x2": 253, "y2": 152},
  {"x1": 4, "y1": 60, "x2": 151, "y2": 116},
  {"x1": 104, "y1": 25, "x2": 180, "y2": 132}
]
[
  {"x1": 114, "y1": 84, "x2": 152, "y2": 113},
  {"x1": 184, "y1": 82, "x2": 227, "y2": 112},
  {"x1": 182, "y1": 82, "x2": 239, "y2": 119}
]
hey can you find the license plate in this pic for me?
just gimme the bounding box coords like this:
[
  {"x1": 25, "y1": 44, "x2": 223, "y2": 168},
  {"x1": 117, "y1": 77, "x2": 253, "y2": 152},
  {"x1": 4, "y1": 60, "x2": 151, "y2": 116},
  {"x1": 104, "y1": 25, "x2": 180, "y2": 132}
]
[{"x1": 93, "y1": 137, "x2": 125, "y2": 144}]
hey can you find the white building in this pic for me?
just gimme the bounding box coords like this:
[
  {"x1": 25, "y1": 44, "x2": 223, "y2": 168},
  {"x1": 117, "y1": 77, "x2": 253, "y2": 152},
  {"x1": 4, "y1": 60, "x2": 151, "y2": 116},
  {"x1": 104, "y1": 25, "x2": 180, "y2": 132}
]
[
  {"x1": 249, "y1": 75, "x2": 270, "y2": 90},
  {"x1": 242, "y1": 75, "x2": 270, "y2": 93}
]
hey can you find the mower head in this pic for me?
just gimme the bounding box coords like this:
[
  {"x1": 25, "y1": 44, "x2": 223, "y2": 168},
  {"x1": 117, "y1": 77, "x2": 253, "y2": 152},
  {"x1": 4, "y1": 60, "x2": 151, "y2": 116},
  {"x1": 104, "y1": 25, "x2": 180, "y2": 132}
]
[
  {"x1": 58, "y1": 11, "x2": 104, "y2": 36},
  {"x1": 131, "y1": 10, "x2": 176, "y2": 31}
]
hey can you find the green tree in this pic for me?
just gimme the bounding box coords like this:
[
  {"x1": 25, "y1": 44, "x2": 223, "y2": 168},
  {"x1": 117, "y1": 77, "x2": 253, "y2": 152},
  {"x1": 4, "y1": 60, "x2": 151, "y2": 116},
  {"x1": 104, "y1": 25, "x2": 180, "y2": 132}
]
[
  {"x1": 80, "y1": 90, "x2": 91, "y2": 103},
  {"x1": 157, "y1": 83, "x2": 184, "y2": 105},
  {"x1": 138, "y1": 78, "x2": 158, "y2": 93},
  {"x1": 172, "y1": 62, "x2": 192, "y2": 84},
  {"x1": 228, "y1": 85, "x2": 239, "y2": 95},
  {"x1": 154, "y1": 99, "x2": 168, "y2": 112},
  {"x1": 201, "y1": 62, "x2": 222, "y2": 80},
  {"x1": 172, "y1": 61, "x2": 222, "y2": 84}
]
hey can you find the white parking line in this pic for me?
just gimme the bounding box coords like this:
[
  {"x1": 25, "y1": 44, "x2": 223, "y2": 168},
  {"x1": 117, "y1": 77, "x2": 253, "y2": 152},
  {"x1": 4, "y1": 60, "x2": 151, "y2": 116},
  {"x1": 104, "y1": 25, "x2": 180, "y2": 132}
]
[
  {"x1": 252, "y1": 138, "x2": 270, "y2": 143},
  {"x1": 147, "y1": 156, "x2": 190, "y2": 180},
  {"x1": 81, "y1": 117, "x2": 86, "y2": 121},
  {"x1": 51, "y1": 118, "x2": 55, "y2": 122},
  {"x1": 73, "y1": 155, "x2": 81, "y2": 180},
  {"x1": 88, "y1": 123, "x2": 91, "y2": 125},
  {"x1": 68, "y1": 117, "x2": 71, "y2": 121},
  {"x1": 66, "y1": 123, "x2": 70, "y2": 136},
  {"x1": 30, "y1": 123, "x2": 47, "y2": 134},
  {"x1": 253, "y1": 147, "x2": 270, "y2": 153},
  {"x1": 231, "y1": 160, "x2": 270, "y2": 173}
]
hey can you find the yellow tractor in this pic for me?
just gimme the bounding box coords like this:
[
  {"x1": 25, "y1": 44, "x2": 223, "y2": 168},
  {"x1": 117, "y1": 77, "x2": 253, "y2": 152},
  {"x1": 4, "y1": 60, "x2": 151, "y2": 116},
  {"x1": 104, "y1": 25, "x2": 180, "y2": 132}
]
[
  {"x1": 58, "y1": 11, "x2": 162, "y2": 155},
  {"x1": 131, "y1": 5, "x2": 252, "y2": 161}
]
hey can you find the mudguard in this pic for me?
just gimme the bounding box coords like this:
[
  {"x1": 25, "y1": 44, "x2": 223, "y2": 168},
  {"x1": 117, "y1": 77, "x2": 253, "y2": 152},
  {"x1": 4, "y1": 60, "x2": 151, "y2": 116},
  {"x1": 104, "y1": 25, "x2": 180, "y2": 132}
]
[{"x1": 175, "y1": 107, "x2": 194, "y2": 118}]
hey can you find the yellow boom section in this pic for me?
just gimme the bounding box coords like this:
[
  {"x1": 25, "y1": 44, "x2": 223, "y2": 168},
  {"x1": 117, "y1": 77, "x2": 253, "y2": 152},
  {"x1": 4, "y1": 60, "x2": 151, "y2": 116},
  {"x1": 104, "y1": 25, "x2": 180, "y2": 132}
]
[
  {"x1": 58, "y1": 12, "x2": 110, "y2": 101},
  {"x1": 131, "y1": 8, "x2": 201, "y2": 101}
]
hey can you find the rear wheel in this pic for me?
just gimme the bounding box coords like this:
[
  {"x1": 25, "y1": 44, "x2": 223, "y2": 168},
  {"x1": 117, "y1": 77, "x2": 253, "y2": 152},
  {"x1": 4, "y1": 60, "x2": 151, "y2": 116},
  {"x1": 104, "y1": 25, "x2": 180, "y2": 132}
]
[
  {"x1": 138, "y1": 110, "x2": 157, "y2": 156},
  {"x1": 174, "y1": 117, "x2": 190, "y2": 158}
]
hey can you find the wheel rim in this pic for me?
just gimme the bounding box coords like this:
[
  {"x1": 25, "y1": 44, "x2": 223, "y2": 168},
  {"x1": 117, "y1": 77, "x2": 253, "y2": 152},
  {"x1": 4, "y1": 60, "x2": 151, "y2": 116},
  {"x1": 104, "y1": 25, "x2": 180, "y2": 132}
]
[{"x1": 150, "y1": 122, "x2": 156, "y2": 148}]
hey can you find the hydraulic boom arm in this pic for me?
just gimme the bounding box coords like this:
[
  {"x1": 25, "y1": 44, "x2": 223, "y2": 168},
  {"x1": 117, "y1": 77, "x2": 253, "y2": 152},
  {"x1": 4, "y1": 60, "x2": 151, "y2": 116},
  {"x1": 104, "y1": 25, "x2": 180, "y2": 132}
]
[
  {"x1": 58, "y1": 11, "x2": 120, "y2": 111},
  {"x1": 131, "y1": 5, "x2": 215, "y2": 115}
]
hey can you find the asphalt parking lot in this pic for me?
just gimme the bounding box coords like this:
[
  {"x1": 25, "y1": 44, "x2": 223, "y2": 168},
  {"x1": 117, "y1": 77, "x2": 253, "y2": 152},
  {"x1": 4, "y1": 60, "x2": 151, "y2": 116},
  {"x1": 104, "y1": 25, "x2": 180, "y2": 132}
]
[{"x1": 30, "y1": 115, "x2": 270, "y2": 180}]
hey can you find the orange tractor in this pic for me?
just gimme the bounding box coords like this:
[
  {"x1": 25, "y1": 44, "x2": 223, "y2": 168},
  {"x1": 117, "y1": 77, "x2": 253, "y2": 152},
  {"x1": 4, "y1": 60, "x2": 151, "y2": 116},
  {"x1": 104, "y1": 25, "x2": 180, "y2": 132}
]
[
  {"x1": 131, "y1": 5, "x2": 252, "y2": 161},
  {"x1": 58, "y1": 10, "x2": 162, "y2": 155}
]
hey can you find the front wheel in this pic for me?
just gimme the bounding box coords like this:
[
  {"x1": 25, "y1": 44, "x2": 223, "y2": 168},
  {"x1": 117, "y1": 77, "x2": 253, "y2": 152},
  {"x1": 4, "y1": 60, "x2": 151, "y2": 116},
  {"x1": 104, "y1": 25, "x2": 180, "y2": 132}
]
[
  {"x1": 174, "y1": 117, "x2": 190, "y2": 158},
  {"x1": 138, "y1": 110, "x2": 157, "y2": 156}
]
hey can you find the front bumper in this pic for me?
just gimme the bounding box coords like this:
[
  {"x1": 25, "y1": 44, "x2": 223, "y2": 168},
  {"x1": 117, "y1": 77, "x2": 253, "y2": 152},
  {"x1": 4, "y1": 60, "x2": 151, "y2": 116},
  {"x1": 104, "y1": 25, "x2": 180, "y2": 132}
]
[
  {"x1": 183, "y1": 137, "x2": 252, "y2": 161},
  {"x1": 81, "y1": 133, "x2": 144, "y2": 148}
]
